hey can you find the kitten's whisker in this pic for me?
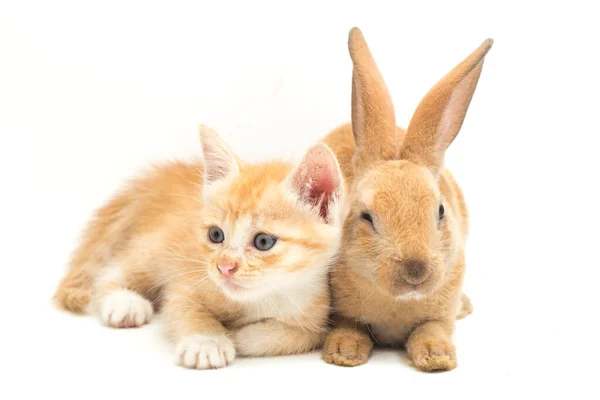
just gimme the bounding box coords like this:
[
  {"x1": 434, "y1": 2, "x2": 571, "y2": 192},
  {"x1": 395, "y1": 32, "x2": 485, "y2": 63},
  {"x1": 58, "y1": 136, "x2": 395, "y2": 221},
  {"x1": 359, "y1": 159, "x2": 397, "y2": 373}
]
[{"x1": 189, "y1": 276, "x2": 214, "y2": 295}]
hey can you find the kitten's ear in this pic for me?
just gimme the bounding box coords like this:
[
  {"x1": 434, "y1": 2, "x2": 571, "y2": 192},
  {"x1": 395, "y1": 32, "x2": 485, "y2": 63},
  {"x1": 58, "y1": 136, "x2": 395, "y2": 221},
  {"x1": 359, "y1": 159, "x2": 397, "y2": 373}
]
[
  {"x1": 199, "y1": 125, "x2": 239, "y2": 184},
  {"x1": 288, "y1": 143, "x2": 344, "y2": 224}
]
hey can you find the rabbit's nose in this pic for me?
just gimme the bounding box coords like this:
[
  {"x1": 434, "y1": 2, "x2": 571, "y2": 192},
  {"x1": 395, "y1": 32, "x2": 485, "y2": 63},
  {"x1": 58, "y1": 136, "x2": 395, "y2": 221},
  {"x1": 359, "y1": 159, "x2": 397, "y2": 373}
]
[{"x1": 399, "y1": 259, "x2": 431, "y2": 285}]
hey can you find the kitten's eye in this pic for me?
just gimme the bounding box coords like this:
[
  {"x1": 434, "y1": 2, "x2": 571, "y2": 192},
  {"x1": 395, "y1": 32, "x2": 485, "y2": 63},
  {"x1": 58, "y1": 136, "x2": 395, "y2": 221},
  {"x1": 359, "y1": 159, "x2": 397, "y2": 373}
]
[
  {"x1": 254, "y1": 233, "x2": 277, "y2": 251},
  {"x1": 361, "y1": 212, "x2": 374, "y2": 225},
  {"x1": 438, "y1": 204, "x2": 445, "y2": 221},
  {"x1": 208, "y1": 226, "x2": 224, "y2": 243}
]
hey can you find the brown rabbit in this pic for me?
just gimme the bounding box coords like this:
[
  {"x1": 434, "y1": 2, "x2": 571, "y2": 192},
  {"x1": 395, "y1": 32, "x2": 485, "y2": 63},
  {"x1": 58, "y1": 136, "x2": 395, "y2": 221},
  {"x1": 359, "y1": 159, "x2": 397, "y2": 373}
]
[{"x1": 321, "y1": 28, "x2": 492, "y2": 371}]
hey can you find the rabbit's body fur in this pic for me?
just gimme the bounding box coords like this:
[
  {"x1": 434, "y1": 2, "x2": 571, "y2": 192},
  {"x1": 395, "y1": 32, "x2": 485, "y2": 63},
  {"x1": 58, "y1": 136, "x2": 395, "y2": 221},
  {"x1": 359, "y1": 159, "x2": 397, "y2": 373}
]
[
  {"x1": 321, "y1": 28, "x2": 492, "y2": 371},
  {"x1": 323, "y1": 123, "x2": 468, "y2": 369}
]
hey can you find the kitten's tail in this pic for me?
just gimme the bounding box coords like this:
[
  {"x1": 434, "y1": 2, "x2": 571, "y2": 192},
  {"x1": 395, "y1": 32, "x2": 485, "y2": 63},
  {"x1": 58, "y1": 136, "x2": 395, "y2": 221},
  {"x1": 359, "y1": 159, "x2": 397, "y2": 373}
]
[
  {"x1": 53, "y1": 265, "x2": 92, "y2": 314},
  {"x1": 53, "y1": 192, "x2": 138, "y2": 313}
]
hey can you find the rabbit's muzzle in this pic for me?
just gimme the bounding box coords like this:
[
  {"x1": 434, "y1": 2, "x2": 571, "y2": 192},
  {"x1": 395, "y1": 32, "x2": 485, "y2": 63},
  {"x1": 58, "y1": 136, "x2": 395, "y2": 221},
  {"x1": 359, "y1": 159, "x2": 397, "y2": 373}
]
[{"x1": 396, "y1": 259, "x2": 433, "y2": 286}]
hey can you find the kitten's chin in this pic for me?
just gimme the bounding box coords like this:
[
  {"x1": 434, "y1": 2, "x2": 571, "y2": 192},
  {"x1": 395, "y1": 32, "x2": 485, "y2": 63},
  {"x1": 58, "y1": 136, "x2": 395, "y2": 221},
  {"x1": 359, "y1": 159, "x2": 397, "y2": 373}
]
[{"x1": 210, "y1": 276, "x2": 269, "y2": 302}]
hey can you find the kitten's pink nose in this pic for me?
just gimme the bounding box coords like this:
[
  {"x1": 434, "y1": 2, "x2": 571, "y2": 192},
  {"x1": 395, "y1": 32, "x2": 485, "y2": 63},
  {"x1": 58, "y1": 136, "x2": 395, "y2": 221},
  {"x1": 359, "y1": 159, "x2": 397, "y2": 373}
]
[{"x1": 218, "y1": 264, "x2": 238, "y2": 278}]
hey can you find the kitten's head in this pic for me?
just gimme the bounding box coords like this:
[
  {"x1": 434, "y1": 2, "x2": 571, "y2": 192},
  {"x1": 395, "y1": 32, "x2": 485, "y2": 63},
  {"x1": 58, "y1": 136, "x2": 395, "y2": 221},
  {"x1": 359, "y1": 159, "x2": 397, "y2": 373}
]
[{"x1": 197, "y1": 126, "x2": 346, "y2": 302}]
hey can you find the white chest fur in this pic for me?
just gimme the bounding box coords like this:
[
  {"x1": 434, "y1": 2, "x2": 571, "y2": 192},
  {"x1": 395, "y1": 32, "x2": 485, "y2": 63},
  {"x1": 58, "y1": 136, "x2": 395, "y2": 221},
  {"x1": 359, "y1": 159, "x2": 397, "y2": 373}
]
[{"x1": 235, "y1": 277, "x2": 325, "y2": 326}]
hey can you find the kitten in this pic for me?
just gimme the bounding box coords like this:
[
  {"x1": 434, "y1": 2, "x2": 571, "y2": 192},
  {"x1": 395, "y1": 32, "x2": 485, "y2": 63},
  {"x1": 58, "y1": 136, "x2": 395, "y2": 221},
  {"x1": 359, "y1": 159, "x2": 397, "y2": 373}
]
[{"x1": 54, "y1": 125, "x2": 346, "y2": 369}]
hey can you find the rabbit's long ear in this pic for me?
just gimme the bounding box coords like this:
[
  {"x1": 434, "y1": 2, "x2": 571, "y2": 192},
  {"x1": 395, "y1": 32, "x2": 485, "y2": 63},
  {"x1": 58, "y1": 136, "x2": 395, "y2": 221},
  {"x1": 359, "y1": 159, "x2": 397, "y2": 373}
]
[
  {"x1": 349, "y1": 27, "x2": 399, "y2": 173},
  {"x1": 400, "y1": 39, "x2": 493, "y2": 175}
]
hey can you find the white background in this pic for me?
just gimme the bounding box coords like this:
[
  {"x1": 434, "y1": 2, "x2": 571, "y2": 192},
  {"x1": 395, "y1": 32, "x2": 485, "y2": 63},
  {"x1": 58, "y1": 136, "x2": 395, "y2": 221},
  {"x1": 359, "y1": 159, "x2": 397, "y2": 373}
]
[{"x1": 1, "y1": 1, "x2": 598, "y2": 398}]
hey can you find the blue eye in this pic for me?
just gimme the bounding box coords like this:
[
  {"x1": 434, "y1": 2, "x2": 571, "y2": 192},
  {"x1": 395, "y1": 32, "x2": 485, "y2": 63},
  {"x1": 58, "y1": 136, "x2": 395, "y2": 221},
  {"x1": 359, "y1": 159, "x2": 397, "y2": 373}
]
[
  {"x1": 209, "y1": 226, "x2": 224, "y2": 243},
  {"x1": 253, "y1": 233, "x2": 277, "y2": 251}
]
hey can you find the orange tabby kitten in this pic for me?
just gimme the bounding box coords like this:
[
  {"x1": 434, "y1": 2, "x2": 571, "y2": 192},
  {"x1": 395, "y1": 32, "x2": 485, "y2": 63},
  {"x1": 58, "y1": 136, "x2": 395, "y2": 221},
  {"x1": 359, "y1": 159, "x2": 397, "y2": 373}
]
[{"x1": 54, "y1": 125, "x2": 346, "y2": 369}]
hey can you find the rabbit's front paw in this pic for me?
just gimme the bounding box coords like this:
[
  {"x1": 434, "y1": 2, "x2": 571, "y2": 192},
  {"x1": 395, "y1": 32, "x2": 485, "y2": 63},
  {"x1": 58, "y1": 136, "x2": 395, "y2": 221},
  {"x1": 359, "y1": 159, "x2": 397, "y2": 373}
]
[
  {"x1": 322, "y1": 328, "x2": 372, "y2": 367},
  {"x1": 409, "y1": 340, "x2": 457, "y2": 372}
]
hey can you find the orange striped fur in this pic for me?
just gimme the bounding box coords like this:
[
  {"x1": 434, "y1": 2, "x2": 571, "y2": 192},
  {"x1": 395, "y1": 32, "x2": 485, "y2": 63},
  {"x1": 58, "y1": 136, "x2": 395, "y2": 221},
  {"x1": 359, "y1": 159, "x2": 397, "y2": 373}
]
[{"x1": 54, "y1": 125, "x2": 346, "y2": 369}]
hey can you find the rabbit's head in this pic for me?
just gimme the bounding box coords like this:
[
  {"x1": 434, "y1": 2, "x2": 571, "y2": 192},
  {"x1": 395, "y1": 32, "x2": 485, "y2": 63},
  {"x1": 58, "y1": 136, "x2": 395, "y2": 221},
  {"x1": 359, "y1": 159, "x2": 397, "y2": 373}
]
[{"x1": 342, "y1": 28, "x2": 492, "y2": 299}]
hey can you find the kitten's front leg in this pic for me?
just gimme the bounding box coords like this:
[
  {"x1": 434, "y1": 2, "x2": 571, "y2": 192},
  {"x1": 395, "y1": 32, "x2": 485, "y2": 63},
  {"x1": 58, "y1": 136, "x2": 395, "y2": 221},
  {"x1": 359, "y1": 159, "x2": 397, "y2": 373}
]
[
  {"x1": 233, "y1": 319, "x2": 325, "y2": 357},
  {"x1": 163, "y1": 292, "x2": 235, "y2": 369},
  {"x1": 405, "y1": 319, "x2": 457, "y2": 372}
]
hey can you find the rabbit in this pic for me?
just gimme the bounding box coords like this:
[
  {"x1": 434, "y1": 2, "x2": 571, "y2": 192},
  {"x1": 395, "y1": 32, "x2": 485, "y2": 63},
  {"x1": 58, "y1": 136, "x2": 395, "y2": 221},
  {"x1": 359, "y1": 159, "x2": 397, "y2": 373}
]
[{"x1": 321, "y1": 27, "x2": 492, "y2": 371}]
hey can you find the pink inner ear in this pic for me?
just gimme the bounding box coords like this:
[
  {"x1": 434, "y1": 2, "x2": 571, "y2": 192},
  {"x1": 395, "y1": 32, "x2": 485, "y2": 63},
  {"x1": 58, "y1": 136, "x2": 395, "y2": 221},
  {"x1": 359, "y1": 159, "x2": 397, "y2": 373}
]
[
  {"x1": 307, "y1": 167, "x2": 338, "y2": 221},
  {"x1": 293, "y1": 145, "x2": 341, "y2": 223}
]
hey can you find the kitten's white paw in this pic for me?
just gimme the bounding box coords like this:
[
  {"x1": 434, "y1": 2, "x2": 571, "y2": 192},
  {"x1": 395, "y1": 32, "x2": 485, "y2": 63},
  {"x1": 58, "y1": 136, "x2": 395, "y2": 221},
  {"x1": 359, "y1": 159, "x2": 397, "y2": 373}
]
[
  {"x1": 100, "y1": 289, "x2": 153, "y2": 328},
  {"x1": 176, "y1": 334, "x2": 236, "y2": 369}
]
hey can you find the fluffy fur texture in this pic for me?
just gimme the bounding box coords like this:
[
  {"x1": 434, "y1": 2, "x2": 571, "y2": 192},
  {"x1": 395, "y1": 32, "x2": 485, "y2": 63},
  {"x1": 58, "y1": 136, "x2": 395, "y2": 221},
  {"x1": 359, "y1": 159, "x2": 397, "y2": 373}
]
[
  {"x1": 321, "y1": 28, "x2": 492, "y2": 371},
  {"x1": 54, "y1": 125, "x2": 346, "y2": 369}
]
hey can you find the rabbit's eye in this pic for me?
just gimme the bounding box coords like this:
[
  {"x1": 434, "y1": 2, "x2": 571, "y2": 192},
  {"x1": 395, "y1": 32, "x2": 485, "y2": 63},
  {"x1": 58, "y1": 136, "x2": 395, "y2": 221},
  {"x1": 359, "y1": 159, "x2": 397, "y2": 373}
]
[
  {"x1": 361, "y1": 212, "x2": 374, "y2": 225},
  {"x1": 438, "y1": 204, "x2": 445, "y2": 220}
]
